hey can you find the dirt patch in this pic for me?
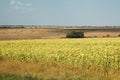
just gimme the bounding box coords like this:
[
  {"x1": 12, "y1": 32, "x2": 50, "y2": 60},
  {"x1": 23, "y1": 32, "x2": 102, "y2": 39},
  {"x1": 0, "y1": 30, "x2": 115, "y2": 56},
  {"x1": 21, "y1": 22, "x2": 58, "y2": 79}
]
[{"x1": 0, "y1": 27, "x2": 120, "y2": 40}]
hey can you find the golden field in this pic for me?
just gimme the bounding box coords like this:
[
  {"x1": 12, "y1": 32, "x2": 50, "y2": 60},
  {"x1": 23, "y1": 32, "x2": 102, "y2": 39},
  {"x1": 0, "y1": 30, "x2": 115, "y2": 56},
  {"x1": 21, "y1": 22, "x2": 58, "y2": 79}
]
[{"x1": 0, "y1": 38, "x2": 120, "y2": 80}]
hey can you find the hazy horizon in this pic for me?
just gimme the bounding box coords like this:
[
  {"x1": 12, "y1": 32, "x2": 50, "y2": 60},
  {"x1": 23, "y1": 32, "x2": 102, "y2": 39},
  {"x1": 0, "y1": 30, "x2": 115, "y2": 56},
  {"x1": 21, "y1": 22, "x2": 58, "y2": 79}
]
[{"x1": 0, "y1": 0, "x2": 120, "y2": 26}]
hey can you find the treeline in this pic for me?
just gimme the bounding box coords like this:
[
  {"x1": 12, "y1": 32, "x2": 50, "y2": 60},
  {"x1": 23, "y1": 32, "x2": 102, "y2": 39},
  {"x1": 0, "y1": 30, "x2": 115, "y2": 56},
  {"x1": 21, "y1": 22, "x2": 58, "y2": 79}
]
[
  {"x1": 0, "y1": 25, "x2": 64, "y2": 29},
  {"x1": 0, "y1": 25, "x2": 120, "y2": 29},
  {"x1": 0, "y1": 25, "x2": 24, "y2": 29}
]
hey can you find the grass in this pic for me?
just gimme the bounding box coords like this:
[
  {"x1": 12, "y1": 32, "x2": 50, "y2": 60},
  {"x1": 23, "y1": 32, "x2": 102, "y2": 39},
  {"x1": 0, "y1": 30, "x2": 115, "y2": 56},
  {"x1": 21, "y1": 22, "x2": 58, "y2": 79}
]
[
  {"x1": 0, "y1": 38, "x2": 120, "y2": 80},
  {"x1": 0, "y1": 74, "x2": 39, "y2": 80}
]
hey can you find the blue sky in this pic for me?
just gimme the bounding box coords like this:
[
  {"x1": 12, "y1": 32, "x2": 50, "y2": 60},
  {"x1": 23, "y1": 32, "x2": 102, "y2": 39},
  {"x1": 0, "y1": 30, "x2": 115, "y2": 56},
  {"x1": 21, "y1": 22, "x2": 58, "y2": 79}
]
[{"x1": 0, "y1": 0, "x2": 120, "y2": 26}]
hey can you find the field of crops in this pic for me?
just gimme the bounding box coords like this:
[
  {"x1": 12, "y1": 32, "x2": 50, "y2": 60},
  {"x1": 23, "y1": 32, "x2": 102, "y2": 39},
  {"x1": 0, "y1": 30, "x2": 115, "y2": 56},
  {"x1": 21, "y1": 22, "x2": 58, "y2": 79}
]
[{"x1": 0, "y1": 38, "x2": 120, "y2": 80}]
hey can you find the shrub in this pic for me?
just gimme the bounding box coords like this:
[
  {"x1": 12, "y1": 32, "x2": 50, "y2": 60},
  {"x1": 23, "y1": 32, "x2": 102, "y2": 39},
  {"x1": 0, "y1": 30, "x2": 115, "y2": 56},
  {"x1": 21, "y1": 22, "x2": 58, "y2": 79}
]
[
  {"x1": 118, "y1": 34, "x2": 120, "y2": 37},
  {"x1": 106, "y1": 34, "x2": 110, "y2": 37},
  {"x1": 66, "y1": 31, "x2": 84, "y2": 38},
  {"x1": 103, "y1": 36, "x2": 105, "y2": 37},
  {"x1": 94, "y1": 35, "x2": 97, "y2": 38}
]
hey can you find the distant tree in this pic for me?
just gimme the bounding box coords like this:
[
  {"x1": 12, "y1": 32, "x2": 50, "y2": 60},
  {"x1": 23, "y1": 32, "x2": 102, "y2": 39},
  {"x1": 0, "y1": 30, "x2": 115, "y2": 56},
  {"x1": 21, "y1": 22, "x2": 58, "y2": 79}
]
[
  {"x1": 94, "y1": 35, "x2": 97, "y2": 38},
  {"x1": 66, "y1": 31, "x2": 84, "y2": 38},
  {"x1": 106, "y1": 34, "x2": 110, "y2": 37},
  {"x1": 118, "y1": 34, "x2": 120, "y2": 37}
]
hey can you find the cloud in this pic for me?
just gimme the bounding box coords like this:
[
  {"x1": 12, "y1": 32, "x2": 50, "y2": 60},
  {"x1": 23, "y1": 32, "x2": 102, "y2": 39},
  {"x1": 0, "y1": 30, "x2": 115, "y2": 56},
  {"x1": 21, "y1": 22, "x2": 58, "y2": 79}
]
[
  {"x1": 16, "y1": 1, "x2": 23, "y2": 6},
  {"x1": 10, "y1": 0, "x2": 15, "y2": 5},
  {"x1": 10, "y1": 0, "x2": 32, "y2": 11}
]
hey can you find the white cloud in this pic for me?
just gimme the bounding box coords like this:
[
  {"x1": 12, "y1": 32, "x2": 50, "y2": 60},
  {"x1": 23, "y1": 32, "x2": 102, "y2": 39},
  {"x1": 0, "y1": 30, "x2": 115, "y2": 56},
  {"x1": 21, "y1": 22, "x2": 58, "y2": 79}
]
[
  {"x1": 10, "y1": 0, "x2": 32, "y2": 10},
  {"x1": 10, "y1": 0, "x2": 16, "y2": 5},
  {"x1": 16, "y1": 1, "x2": 23, "y2": 6}
]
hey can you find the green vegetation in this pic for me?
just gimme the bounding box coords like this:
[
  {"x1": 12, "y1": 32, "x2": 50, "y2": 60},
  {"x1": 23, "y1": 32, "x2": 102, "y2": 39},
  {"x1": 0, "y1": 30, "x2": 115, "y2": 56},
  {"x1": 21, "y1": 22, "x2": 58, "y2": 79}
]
[
  {"x1": 66, "y1": 31, "x2": 84, "y2": 38},
  {"x1": 0, "y1": 38, "x2": 120, "y2": 80},
  {"x1": 0, "y1": 74, "x2": 39, "y2": 80}
]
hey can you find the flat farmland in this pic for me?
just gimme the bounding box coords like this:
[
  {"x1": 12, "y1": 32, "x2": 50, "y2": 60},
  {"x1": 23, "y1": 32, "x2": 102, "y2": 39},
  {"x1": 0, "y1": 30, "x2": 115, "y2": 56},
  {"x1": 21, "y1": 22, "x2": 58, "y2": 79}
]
[
  {"x1": 0, "y1": 28, "x2": 64, "y2": 40},
  {"x1": 0, "y1": 38, "x2": 120, "y2": 80},
  {"x1": 0, "y1": 27, "x2": 120, "y2": 80},
  {"x1": 0, "y1": 27, "x2": 120, "y2": 40}
]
